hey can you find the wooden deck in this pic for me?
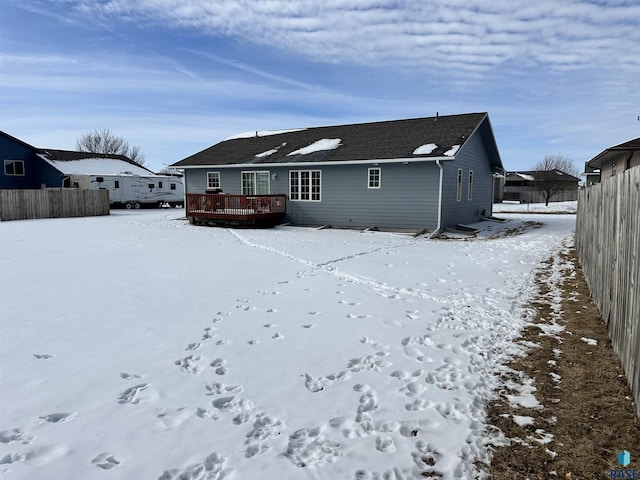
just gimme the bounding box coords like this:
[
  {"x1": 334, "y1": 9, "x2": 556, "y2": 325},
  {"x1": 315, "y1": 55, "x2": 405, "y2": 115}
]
[{"x1": 186, "y1": 193, "x2": 286, "y2": 227}]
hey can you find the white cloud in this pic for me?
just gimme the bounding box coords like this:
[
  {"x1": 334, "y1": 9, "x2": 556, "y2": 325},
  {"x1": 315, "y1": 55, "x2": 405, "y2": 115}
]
[{"x1": 25, "y1": 0, "x2": 637, "y2": 78}]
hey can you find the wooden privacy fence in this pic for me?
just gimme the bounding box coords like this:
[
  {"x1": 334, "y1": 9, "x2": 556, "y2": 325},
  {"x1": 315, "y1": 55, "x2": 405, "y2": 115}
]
[
  {"x1": 576, "y1": 167, "x2": 640, "y2": 417},
  {"x1": 0, "y1": 189, "x2": 110, "y2": 221}
]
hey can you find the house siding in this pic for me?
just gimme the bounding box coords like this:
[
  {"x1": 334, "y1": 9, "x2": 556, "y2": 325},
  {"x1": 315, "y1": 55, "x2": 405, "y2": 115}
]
[
  {"x1": 185, "y1": 162, "x2": 441, "y2": 230},
  {"x1": 440, "y1": 130, "x2": 494, "y2": 227},
  {"x1": 0, "y1": 136, "x2": 39, "y2": 189},
  {"x1": 1, "y1": 135, "x2": 66, "y2": 189},
  {"x1": 599, "y1": 151, "x2": 640, "y2": 181},
  {"x1": 287, "y1": 163, "x2": 440, "y2": 229}
]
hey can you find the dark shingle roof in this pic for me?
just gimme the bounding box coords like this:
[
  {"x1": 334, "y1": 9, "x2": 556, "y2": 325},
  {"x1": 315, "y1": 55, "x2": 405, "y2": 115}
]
[
  {"x1": 173, "y1": 112, "x2": 501, "y2": 168},
  {"x1": 587, "y1": 137, "x2": 640, "y2": 168},
  {"x1": 0, "y1": 131, "x2": 152, "y2": 173},
  {"x1": 506, "y1": 170, "x2": 581, "y2": 183}
]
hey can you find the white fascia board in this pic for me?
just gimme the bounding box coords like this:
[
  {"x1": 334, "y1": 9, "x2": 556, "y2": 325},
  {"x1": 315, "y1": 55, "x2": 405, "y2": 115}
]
[{"x1": 178, "y1": 156, "x2": 453, "y2": 169}]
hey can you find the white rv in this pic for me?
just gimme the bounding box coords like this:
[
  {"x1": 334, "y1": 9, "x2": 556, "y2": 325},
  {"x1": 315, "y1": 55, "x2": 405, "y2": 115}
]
[{"x1": 70, "y1": 172, "x2": 184, "y2": 208}]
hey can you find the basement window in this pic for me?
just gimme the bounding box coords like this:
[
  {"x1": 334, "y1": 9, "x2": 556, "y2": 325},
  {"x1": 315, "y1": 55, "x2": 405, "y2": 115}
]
[{"x1": 4, "y1": 160, "x2": 25, "y2": 176}]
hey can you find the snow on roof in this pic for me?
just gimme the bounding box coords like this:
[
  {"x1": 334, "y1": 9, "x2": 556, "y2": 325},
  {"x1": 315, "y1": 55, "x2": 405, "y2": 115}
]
[
  {"x1": 39, "y1": 155, "x2": 152, "y2": 175},
  {"x1": 444, "y1": 145, "x2": 460, "y2": 156},
  {"x1": 516, "y1": 173, "x2": 535, "y2": 180},
  {"x1": 413, "y1": 143, "x2": 438, "y2": 155},
  {"x1": 255, "y1": 142, "x2": 287, "y2": 158},
  {"x1": 287, "y1": 138, "x2": 342, "y2": 156},
  {"x1": 255, "y1": 149, "x2": 279, "y2": 158},
  {"x1": 225, "y1": 129, "x2": 307, "y2": 141}
]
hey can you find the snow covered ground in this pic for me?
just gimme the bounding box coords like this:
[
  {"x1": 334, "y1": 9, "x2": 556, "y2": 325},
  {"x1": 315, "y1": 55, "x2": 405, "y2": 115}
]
[
  {"x1": 0, "y1": 209, "x2": 575, "y2": 480},
  {"x1": 493, "y1": 200, "x2": 577, "y2": 214}
]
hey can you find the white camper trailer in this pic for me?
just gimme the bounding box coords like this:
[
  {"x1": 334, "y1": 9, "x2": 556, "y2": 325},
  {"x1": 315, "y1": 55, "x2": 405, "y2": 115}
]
[{"x1": 70, "y1": 172, "x2": 184, "y2": 208}]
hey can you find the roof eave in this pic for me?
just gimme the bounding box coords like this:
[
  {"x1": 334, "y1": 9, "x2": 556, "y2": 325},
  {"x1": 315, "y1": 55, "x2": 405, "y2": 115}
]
[{"x1": 174, "y1": 156, "x2": 454, "y2": 169}]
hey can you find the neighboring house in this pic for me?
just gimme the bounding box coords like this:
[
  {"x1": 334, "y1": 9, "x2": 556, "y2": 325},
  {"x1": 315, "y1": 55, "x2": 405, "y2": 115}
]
[
  {"x1": 171, "y1": 112, "x2": 504, "y2": 232},
  {"x1": 583, "y1": 163, "x2": 601, "y2": 187},
  {"x1": 584, "y1": 137, "x2": 640, "y2": 185},
  {"x1": 503, "y1": 169, "x2": 580, "y2": 203},
  {"x1": 1, "y1": 130, "x2": 153, "y2": 189}
]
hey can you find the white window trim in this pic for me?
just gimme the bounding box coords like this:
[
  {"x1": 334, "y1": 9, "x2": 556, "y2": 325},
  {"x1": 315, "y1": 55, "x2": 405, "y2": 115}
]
[
  {"x1": 368, "y1": 167, "x2": 381, "y2": 189},
  {"x1": 467, "y1": 170, "x2": 473, "y2": 201},
  {"x1": 207, "y1": 171, "x2": 221, "y2": 189},
  {"x1": 241, "y1": 171, "x2": 271, "y2": 195},
  {"x1": 456, "y1": 168, "x2": 463, "y2": 202},
  {"x1": 289, "y1": 170, "x2": 321, "y2": 202},
  {"x1": 4, "y1": 160, "x2": 25, "y2": 176}
]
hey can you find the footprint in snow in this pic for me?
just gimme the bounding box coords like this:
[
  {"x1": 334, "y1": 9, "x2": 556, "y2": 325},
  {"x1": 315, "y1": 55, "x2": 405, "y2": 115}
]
[
  {"x1": 204, "y1": 382, "x2": 243, "y2": 395},
  {"x1": 175, "y1": 355, "x2": 204, "y2": 374},
  {"x1": 195, "y1": 407, "x2": 220, "y2": 420},
  {"x1": 338, "y1": 299, "x2": 360, "y2": 306},
  {"x1": 159, "y1": 452, "x2": 229, "y2": 480},
  {"x1": 0, "y1": 429, "x2": 35, "y2": 445},
  {"x1": 210, "y1": 358, "x2": 228, "y2": 375},
  {"x1": 375, "y1": 435, "x2": 395, "y2": 453},
  {"x1": 120, "y1": 372, "x2": 142, "y2": 380},
  {"x1": 39, "y1": 412, "x2": 75, "y2": 423},
  {"x1": 302, "y1": 324, "x2": 316, "y2": 329},
  {"x1": 245, "y1": 443, "x2": 270, "y2": 458},
  {"x1": 92, "y1": 453, "x2": 121, "y2": 470},
  {"x1": 118, "y1": 383, "x2": 152, "y2": 404},
  {"x1": 33, "y1": 354, "x2": 54, "y2": 359}
]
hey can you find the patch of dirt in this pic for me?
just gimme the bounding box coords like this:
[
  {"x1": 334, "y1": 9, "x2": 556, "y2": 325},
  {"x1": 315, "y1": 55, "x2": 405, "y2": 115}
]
[
  {"x1": 487, "y1": 246, "x2": 640, "y2": 479},
  {"x1": 486, "y1": 221, "x2": 544, "y2": 239}
]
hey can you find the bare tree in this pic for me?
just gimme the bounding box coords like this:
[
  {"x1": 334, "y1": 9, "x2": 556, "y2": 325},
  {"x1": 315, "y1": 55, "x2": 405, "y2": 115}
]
[
  {"x1": 76, "y1": 128, "x2": 146, "y2": 166},
  {"x1": 533, "y1": 154, "x2": 580, "y2": 206}
]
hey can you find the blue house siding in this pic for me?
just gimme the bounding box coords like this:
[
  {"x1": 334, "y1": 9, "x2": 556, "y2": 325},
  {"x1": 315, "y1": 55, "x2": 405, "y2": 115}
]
[
  {"x1": 440, "y1": 129, "x2": 494, "y2": 228},
  {"x1": 185, "y1": 162, "x2": 441, "y2": 229},
  {"x1": 0, "y1": 135, "x2": 39, "y2": 189},
  {"x1": 286, "y1": 163, "x2": 439, "y2": 229},
  {"x1": 0, "y1": 134, "x2": 65, "y2": 189}
]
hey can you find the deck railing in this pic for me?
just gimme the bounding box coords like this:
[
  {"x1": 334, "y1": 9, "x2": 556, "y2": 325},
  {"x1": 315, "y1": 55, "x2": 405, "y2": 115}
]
[{"x1": 186, "y1": 193, "x2": 286, "y2": 226}]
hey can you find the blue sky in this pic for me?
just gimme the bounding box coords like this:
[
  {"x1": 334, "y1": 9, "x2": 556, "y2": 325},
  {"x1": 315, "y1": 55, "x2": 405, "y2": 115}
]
[{"x1": 1, "y1": 0, "x2": 639, "y2": 174}]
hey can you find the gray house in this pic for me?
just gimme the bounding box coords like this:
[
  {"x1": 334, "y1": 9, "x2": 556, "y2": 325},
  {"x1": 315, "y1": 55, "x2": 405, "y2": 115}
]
[{"x1": 172, "y1": 112, "x2": 503, "y2": 232}]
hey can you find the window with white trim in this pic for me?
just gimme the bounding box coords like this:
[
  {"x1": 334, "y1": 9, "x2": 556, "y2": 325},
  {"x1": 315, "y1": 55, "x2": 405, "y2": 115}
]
[
  {"x1": 290, "y1": 170, "x2": 321, "y2": 201},
  {"x1": 241, "y1": 171, "x2": 270, "y2": 195},
  {"x1": 207, "y1": 171, "x2": 221, "y2": 189},
  {"x1": 368, "y1": 168, "x2": 381, "y2": 188},
  {"x1": 456, "y1": 168, "x2": 463, "y2": 201},
  {"x1": 467, "y1": 170, "x2": 473, "y2": 200},
  {"x1": 3, "y1": 160, "x2": 25, "y2": 176}
]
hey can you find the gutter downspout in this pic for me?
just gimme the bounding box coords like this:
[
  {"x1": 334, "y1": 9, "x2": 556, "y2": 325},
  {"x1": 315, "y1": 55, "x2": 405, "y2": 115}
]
[{"x1": 428, "y1": 159, "x2": 444, "y2": 239}]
